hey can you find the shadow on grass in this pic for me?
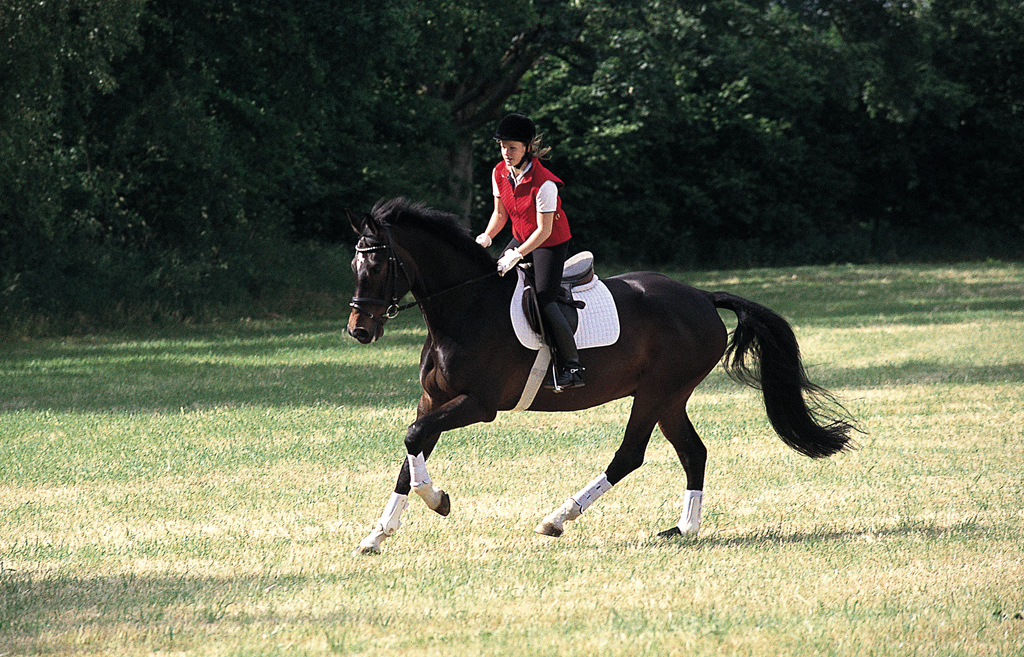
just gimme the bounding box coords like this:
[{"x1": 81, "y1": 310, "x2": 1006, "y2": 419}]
[
  {"x1": 4, "y1": 345, "x2": 1023, "y2": 418},
  {"x1": 654, "y1": 518, "x2": 985, "y2": 550},
  {"x1": 688, "y1": 360, "x2": 1024, "y2": 397},
  {"x1": 0, "y1": 568, "x2": 395, "y2": 653},
  {"x1": 669, "y1": 263, "x2": 1024, "y2": 327},
  {"x1": 0, "y1": 360, "x2": 423, "y2": 414},
  {"x1": 0, "y1": 321, "x2": 430, "y2": 415},
  {"x1": 820, "y1": 361, "x2": 1024, "y2": 389},
  {"x1": 3, "y1": 301, "x2": 1023, "y2": 416}
]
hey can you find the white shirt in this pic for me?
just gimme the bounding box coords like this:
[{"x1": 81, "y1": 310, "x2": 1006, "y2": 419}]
[{"x1": 493, "y1": 159, "x2": 559, "y2": 213}]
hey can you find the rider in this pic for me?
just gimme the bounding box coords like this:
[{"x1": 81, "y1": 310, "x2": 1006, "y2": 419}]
[{"x1": 475, "y1": 112, "x2": 584, "y2": 391}]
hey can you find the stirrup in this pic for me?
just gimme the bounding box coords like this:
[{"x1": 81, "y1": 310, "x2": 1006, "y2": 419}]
[{"x1": 546, "y1": 363, "x2": 585, "y2": 392}]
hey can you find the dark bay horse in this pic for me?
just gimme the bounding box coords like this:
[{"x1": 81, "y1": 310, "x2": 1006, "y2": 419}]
[{"x1": 347, "y1": 198, "x2": 855, "y2": 554}]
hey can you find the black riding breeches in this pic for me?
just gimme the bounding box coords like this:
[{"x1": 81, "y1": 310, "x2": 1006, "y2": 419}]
[{"x1": 504, "y1": 239, "x2": 569, "y2": 307}]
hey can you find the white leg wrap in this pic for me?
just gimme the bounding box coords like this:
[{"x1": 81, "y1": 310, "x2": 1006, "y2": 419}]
[
  {"x1": 408, "y1": 452, "x2": 431, "y2": 487},
  {"x1": 408, "y1": 452, "x2": 443, "y2": 510},
  {"x1": 538, "y1": 473, "x2": 613, "y2": 535},
  {"x1": 378, "y1": 492, "x2": 409, "y2": 536},
  {"x1": 677, "y1": 489, "x2": 703, "y2": 535},
  {"x1": 357, "y1": 492, "x2": 409, "y2": 554},
  {"x1": 572, "y1": 473, "x2": 613, "y2": 514}
]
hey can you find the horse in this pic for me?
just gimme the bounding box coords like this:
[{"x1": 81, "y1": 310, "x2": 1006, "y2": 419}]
[{"x1": 346, "y1": 197, "x2": 856, "y2": 554}]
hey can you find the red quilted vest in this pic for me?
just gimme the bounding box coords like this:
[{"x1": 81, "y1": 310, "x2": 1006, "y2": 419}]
[{"x1": 493, "y1": 158, "x2": 571, "y2": 247}]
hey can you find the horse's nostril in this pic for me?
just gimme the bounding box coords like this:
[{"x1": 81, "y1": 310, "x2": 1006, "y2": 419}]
[{"x1": 349, "y1": 326, "x2": 371, "y2": 343}]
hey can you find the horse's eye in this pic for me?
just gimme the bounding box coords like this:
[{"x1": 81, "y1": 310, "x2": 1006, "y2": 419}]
[{"x1": 354, "y1": 252, "x2": 382, "y2": 275}]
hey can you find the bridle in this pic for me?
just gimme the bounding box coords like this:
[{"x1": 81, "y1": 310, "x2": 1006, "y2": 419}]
[
  {"x1": 349, "y1": 234, "x2": 418, "y2": 324},
  {"x1": 349, "y1": 228, "x2": 499, "y2": 326}
]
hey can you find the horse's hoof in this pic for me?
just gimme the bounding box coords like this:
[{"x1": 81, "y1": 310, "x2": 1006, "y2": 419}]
[
  {"x1": 535, "y1": 521, "x2": 564, "y2": 537},
  {"x1": 657, "y1": 526, "x2": 683, "y2": 539},
  {"x1": 434, "y1": 491, "x2": 451, "y2": 517},
  {"x1": 352, "y1": 545, "x2": 381, "y2": 556}
]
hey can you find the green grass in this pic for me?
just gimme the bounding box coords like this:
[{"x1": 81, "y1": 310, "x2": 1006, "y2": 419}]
[{"x1": 2, "y1": 263, "x2": 1023, "y2": 656}]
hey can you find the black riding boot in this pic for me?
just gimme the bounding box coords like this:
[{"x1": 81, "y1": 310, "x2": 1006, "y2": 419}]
[{"x1": 540, "y1": 302, "x2": 585, "y2": 391}]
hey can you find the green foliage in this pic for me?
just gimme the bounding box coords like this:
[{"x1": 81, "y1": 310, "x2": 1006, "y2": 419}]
[
  {"x1": 1, "y1": 0, "x2": 1023, "y2": 335},
  {"x1": 502, "y1": 0, "x2": 1024, "y2": 266},
  {"x1": 1, "y1": 0, "x2": 145, "y2": 322}
]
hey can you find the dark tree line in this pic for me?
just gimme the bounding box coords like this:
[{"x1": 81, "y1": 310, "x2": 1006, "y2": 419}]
[{"x1": 2, "y1": 0, "x2": 1022, "y2": 332}]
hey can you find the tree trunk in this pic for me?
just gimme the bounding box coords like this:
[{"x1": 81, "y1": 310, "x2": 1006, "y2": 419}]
[{"x1": 446, "y1": 137, "x2": 476, "y2": 228}]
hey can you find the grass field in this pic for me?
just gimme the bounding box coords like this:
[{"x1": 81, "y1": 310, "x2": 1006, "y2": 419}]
[{"x1": 2, "y1": 263, "x2": 1023, "y2": 656}]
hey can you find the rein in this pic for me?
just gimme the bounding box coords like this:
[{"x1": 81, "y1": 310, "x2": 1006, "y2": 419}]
[{"x1": 349, "y1": 231, "x2": 498, "y2": 323}]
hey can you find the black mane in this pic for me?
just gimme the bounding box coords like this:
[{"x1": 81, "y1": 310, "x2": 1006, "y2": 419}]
[{"x1": 371, "y1": 197, "x2": 496, "y2": 269}]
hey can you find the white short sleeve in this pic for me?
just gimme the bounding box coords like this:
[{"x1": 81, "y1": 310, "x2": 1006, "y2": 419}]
[
  {"x1": 536, "y1": 180, "x2": 559, "y2": 213},
  {"x1": 492, "y1": 172, "x2": 501, "y2": 197}
]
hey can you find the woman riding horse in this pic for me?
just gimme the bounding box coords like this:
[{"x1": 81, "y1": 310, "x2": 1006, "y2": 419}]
[
  {"x1": 476, "y1": 113, "x2": 584, "y2": 390},
  {"x1": 347, "y1": 198, "x2": 857, "y2": 555}
]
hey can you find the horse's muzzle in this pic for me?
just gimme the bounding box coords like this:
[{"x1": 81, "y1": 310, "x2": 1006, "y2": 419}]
[
  {"x1": 348, "y1": 325, "x2": 375, "y2": 344},
  {"x1": 347, "y1": 308, "x2": 381, "y2": 344}
]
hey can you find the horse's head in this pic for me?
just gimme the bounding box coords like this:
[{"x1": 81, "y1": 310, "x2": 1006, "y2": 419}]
[
  {"x1": 346, "y1": 208, "x2": 414, "y2": 344},
  {"x1": 347, "y1": 198, "x2": 501, "y2": 344}
]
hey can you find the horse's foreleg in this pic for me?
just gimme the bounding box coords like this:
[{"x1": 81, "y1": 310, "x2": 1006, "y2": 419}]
[
  {"x1": 404, "y1": 393, "x2": 493, "y2": 514},
  {"x1": 353, "y1": 449, "x2": 451, "y2": 555},
  {"x1": 408, "y1": 451, "x2": 450, "y2": 515},
  {"x1": 354, "y1": 392, "x2": 494, "y2": 555},
  {"x1": 355, "y1": 491, "x2": 410, "y2": 555},
  {"x1": 354, "y1": 456, "x2": 415, "y2": 555}
]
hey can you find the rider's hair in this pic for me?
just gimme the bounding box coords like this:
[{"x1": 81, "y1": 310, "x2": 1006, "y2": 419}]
[{"x1": 530, "y1": 134, "x2": 552, "y2": 160}]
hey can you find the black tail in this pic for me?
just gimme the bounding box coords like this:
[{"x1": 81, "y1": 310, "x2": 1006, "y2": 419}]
[{"x1": 709, "y1": 291, "x2": 856, "y2": 458}]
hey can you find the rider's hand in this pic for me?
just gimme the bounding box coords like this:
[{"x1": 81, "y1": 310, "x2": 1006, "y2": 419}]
[
  {"x1": 475, "y1": 233, "x2": 492, "y2": 248},
  {"x1": 497, "y1": 248, "x2": 523, "y2": 276}
]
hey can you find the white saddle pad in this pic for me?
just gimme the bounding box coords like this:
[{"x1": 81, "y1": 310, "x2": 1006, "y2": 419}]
[{"x1": 511, "y1": 269, "x2": 620, "y2": 351}]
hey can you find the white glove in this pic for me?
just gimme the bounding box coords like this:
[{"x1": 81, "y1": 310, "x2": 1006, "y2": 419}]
[
  {"x1": 497, "y1": 248, "x2": 523, "y2": 276},
  {"x1": 475, "y1": 233, "x2": 492, "y2": 248}
]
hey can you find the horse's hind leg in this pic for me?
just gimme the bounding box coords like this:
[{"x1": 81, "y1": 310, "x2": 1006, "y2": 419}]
[
  {"x1": 657, "y1": 403, "x2": 708, "y2": 537},
  {"x1": 535, "y1": 399, "x2": 659, "y2": 537}
]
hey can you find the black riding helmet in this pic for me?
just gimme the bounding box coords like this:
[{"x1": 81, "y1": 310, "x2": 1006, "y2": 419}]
[{"x1": 493, "y1": 113, "x2": 536, "y2": 146}]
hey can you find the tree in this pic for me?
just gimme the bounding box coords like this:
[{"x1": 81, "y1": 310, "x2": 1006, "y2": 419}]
[
  {"x1": 402, "y1": 0, "x2": 588, "y2": 220},
  {"x1": 1, "y1": 0, "x2": 145, "y2": 319},
  {"x1": 509, "y1": 0, "x2": 876, "y2": 265},
  {"x1": 492, "y1": 0, "x2": 1024, "y2": 264}
]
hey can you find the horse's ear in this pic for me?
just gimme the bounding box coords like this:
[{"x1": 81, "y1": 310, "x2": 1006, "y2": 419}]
[
  {"x1": 348, "y1": 208, "x2": 380, "y2": 237},
  {"x1": 346, "y1": 209, "x2": 364, "y2": 235}
]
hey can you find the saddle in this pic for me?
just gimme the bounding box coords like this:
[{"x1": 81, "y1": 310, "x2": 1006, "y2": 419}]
[{"x1": 520, "y1": 251, "x2": 594, "y2": 337}]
